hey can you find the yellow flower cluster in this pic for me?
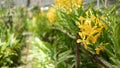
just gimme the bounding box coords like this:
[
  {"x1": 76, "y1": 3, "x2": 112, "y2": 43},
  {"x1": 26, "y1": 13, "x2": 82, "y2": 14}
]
[
  {"x1": 47, "y1": 7, "x2": 56, "y2": 23},
  {"x1": 55, "y1": 0, "x2": 83, "y2": 13},
  {"x1": 76, "y1": 12, "x2": 107, "y2": 49},
  {"x1": 95, "y1": 42, "x2": 105, "y2": 55},
  {"x1": 95, "y1": 47, "x2": 104, "y2": 55}
]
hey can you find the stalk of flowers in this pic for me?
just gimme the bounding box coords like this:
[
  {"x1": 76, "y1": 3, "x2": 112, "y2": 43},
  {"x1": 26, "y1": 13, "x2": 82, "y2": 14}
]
[
  {"x1": 55, "y1": 0, "x2": 83, "y2": 14},
  {"x1": 76, "y1": 11, "x2": 107, "y2": 54}
]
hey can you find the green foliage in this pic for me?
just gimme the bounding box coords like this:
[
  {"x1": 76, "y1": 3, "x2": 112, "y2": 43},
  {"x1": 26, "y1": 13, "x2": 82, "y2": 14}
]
[
  {"x1": 0, "y1": 6, "x2": 27, "y2": 67},
  {"x1": 103, "y1": 4, "x2": 120, "y2": 67},
  {"x1": 0, "y1": 32, "x2": 19, "y2": 67},
  {"x1": 0, "y1": 0, "x2": 120, "y2": 68},
  {"x1": 29, "y1": 37, "x2": 54, "y2": 68}
]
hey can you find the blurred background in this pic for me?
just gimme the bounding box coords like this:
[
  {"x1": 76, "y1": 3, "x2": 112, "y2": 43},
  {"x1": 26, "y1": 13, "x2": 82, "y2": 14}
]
[{"x1": 0, "y1": 0, "x2": 120, "y2": 68}]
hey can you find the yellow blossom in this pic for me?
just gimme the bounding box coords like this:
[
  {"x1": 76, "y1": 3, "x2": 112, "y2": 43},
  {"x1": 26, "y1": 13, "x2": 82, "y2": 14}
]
[
  {"x1": 100, "y1": 42, "x2": 104, "y2": 46},
  {"x1": 55, "y1": 0, "x2": 83, "y2": 14},
  {"x1": 78, "y1": 0, "x2": 83, "y2": 5},
  {"x1": 32, "y1": 17, "x2": 37, "y2": 23},
  {"x1": 76, "y1": 22, "x2": 81, "y2": 27},
  {"x1": 90, "y1": 15, "x2": 96, "y2": 21},
  {"x1": 76, "y1": 14, "x2": 107, "y2": 48},
  {"x1": 79, "y1": 16, "x2": 85, "y2": 23},
  {"x1": 87, "y1": 33, "x2": 100, "y2": 44},
  {"x1": 76, "y1": 39, "x2": 89, "y2": 48},
  {"x1": 95, "y1": 47, "x2": 104, "y2": 55},
  {"x1": 85, "y1": 11, "x2": 88, "y2": 16},
  {"x1": 76, "y1": 39, "x2": 81, "y2": 43},
  {"x1": 78, "y1": 32, "x2": 85, "y2": 39},
  {"x1": 85, "y1": 18, "x2": 91, "y2": 24},
  {"x1": 47, "y1": 7, "x2": 56, "y2": 23},
  {"x1": 73, "y1": 0, "x2": 83, "y2": 6}
]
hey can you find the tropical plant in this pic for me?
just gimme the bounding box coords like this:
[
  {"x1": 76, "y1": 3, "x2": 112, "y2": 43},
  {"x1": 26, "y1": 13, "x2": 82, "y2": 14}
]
[{"x1": 0, "y1": 5, "x2": 27, "y2": 67}]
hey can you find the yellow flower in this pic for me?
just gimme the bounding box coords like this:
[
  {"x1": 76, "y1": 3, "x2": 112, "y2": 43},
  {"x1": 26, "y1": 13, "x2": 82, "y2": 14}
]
[
  {"x1": 85, "y1": 18, "x2": 91, "y2": 24},
  {"x1": 85, "y1": 11, "x2": 88, "y2": 16},
  {"x1": 73, "y1": 0, "x2": 83, "y2": 7},
  {"x1": 76, "y1": 39, "x2": 81, "y2": 43},
  {"x1": 76, "y1": 39, "x2": 89, "y2": 48},
  {"x1": 55, "y1": 0, "x2": 61, "y2": 7},
  {"x1": 32, "y1": 17, "x2": 37, "y2": 23},
  {"x1": 100, "y1": 42, "x2": 104, "y2": 46},
  {"x1": 78, "y1": 32, "x2": 85, "y2": 39},
  {"x1": 76, "y1": 22, "x2": 81, "y2": 27},
  {"x1": 78, "y1": 0, "x2": 83, "y2": 5},
  {"x1": 79, "y1": 16, "x2": 85, "y2": 23},
  {"x1": 90, "y1": 15, "x2": 96, "y2": 21},
  {"x1": 55, "y1": 0, "x2": 83, "y2": 14},
  {"x1": 87, "y1": 33, "x2": 100, "y2": 44},
  {"x1": 76, "y1": 14, "x2": 107, "y2": 48},
  {"x1": 95, "y1": 47, "x2": 104, "y2": 55},
  {"x1": 47, "y1": 7, "x2": 56, "y2": 23},
  {"x1": 79, "y1": 22, "x2": 92, "y2": 35}
]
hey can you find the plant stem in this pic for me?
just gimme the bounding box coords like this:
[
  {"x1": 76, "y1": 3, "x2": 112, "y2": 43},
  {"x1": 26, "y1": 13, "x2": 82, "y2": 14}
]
[
  {"x1": 55, "y1": 55, "x2": 58, "y2": 68},
  {"x1": 76, "y1": 43, "x2": 80, "y2": 68},
  {"x1": 81, "y1": 43, "x2": 112, "y2": 68},
  {"x1": 52, "y1": 28, "x2": 112, "y2": 68},
  {"x1": 76, "y1": 34, "x2": 80, "y2": 68},
  {"x1": 26, "y1": 0, "x2": 30, "y2": 7}
]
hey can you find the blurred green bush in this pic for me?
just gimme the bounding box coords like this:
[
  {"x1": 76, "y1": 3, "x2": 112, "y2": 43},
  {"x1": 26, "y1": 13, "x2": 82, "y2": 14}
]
[{"x1": 0, "y1": 6, "x2": 27, "y2": 67}]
